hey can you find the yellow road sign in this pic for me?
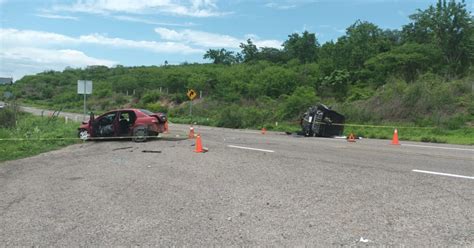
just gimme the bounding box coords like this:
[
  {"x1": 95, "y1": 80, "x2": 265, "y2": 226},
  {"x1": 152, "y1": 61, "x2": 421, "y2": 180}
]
[{"x1": 187, "y1": 89, "x2": 197, "y2": 100}]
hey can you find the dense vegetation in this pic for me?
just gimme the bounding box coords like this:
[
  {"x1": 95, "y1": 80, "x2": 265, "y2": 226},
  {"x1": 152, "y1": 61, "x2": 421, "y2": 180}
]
[
  {"x1": 1, "y1": 1, "x2": 473, "y2": 142},
  {"x1": 0, "y1": 107, "x2": 79, "y2": 162}
]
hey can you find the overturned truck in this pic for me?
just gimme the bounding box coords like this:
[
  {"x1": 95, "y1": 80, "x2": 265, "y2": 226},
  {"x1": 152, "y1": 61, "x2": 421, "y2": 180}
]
[{"x1": 299, "y1": 104, "x2": 345, "y2": 137}]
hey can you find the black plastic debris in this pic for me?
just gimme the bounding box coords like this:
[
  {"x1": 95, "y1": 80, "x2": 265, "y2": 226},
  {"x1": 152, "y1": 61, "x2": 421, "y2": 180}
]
[
  {"x1": 141, "y1": 150, "x2": 162, "y2": 153},
  {"x1": 112, "y1": 146, "x2": 134, "y2": 151},
  {"x1": 299, "y1": 104, "x2": 345, "y2": 137}
]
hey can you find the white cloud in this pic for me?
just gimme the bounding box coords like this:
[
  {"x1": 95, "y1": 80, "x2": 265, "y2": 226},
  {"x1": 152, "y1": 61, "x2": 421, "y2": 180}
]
[
  {"x1": 78, "y1": 33, "x2": 203, "y2": 53},
  {"x1": 113, "y1": 15, "x2": 196, "y2": 26},
  {"x1": 35, "y1": 14, "x2": 79, "y2": 21},
  {"x1": 0, "y1": 28, "x2": 203, "y2": 79},
  {"x1": 0, "y1": 47, "x2": 116, "y2": 80},
  {"x1": 264, "y1": 2, "x2": 297, "y2": 10},
  {"x1": 0, "y1": 28, "x2": 203, "y2": 54},
  {"x1": 51, "y1": 0, "x2": 228, "y2": 17},
  {"x1": 253, "y1": 39, "x2": 282, "y2": 48},
  {"x1": 155, "y1": 27, "x2": 239, "y2": 47},
  {"x1": 264, "y1": 0, "x2": 319, "y2": 10},
  {"x1": 2, "y1": 47, "x2": 115, "y2": 66},
  {"x1": 0, "y1": 29, "x2": 76, "y2": 48},
  {"x1": 154, "y1": 27, "x2": 282, "y2": 49}
]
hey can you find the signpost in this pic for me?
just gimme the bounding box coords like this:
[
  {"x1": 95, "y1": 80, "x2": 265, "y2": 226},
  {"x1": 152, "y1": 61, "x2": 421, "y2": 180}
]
[
  {"x1": 187, "y1": 89, "x2": 197, "y2": 100},
  {"x1": 187, "y1": 89, "x2": 197, "y2": 117},
  {"x1": 77, "y1": 80, "x2": 92, "y2": 120}
]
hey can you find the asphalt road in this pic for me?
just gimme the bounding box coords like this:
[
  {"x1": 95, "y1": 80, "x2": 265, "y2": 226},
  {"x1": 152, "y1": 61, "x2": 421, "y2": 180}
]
[{"x1": 1, "y1": 108, "x2": 473, "y2": 246}]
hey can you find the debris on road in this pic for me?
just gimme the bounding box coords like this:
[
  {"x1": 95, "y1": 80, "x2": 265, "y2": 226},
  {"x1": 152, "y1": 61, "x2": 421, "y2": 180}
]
[
  {"x1": 359, "y1": 237, "x2": 371, "y2": 243},
  {"x1": 112, "y1": 146, "x2": 134, "y2": 151},
  {"x1": 141, "y1": 150, "x2": 162, "y2": 153}
]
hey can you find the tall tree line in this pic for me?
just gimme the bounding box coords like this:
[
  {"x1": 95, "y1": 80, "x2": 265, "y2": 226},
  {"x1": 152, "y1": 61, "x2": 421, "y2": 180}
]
[{"x1": 204, "y1": 0, "x2": 473, "y2": 82}]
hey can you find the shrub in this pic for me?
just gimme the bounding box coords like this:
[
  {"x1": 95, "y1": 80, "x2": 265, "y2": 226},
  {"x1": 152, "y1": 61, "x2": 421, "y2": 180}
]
[
  {"x1": 146, "y1": 103, "x2": 168, "y2": 113},
  {"x1": 141, "y1": 90, "x2": 162, "y2": 104},
  {"x1": 0, "y1": 105, "x2": 18, "y2": 128},
  {"x1": 96, "y1": 88, "x2": 113, "y2": 98},
  {"x1": 278, "y1": 86, "x2": 319, "y2": 120},
  {"x1": 216, "y1": 105, "x2": 244, "y2": 128},
  {"x1": 112, "y1": 94, "x2": 127, "y2": 105}
]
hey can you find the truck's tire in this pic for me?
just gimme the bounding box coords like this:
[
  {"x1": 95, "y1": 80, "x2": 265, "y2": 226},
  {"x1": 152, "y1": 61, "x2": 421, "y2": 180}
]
[{"x1": 132, "y1": 126, "x2": 148, "y2": 142}]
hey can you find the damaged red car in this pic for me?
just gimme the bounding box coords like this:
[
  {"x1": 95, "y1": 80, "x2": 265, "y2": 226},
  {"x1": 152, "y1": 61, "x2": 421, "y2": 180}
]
[{"x1": 78, "y1": 108, "x2": 168, "y2": 142}]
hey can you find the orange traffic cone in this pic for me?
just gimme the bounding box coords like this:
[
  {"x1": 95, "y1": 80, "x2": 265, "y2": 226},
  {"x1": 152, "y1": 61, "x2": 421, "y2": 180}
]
[
  {"x1": 261, "y1": 127, "x2": 266, "y2": 135},
  {"x1": 194, "y1": 134, "x2": 204, "y2": 153},
  {"x1": 188, "y1": 126, "x2": 195, "y2": 139},
  {"x1": 347, "y1": 133, "x2": 356, "y2": 142},
  {"x1": 391, "y1": 129, "x2": 400, "y2": 145}
]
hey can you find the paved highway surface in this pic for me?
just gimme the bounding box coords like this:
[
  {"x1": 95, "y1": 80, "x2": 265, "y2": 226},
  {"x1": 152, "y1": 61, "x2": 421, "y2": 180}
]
[{"x1": 0, "y1": 106, "x2": 473, "y2": 246}]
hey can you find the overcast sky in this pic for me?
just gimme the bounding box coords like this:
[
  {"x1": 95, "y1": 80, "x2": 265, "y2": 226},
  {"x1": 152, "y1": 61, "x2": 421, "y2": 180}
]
[{"x1": 1, "y1": 0, "x2": 462, "y2": 81}]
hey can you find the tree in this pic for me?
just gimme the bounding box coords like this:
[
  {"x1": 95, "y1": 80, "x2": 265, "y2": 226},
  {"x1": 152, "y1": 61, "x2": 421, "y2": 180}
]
[
  {"x1": 239, "y1": 39, "x2": 258, "y2": 62},
  {"x1": 203, "y1": 49, "x2": 238, "y2": 65},
  {"x1": 340, "y1": 20, "x2": 388, "y2": 70},
  {"x1": 365, "y1": 43, "x2": 443, "y2": 83},
  {"x1": 257, "y1": 47, "x2": 287, "y2": 63},
  {"x1": 402, "y1": 0, "x2": 473, "y2": 76},
  {"x1": 283, "y1": 31, "x2": 319, "y2": 63},
  {"x1": 319, "y1": 69, "x2": 350, "y2": 101},
  {"x1": 318, "y1": 41, "x2": 340, "y2": 76},
  {"x1": 255, "y1": 66, "x2": 298, "y2": 98}
]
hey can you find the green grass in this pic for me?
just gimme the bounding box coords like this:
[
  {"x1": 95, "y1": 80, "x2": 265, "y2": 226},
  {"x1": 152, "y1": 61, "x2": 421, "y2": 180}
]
[
  {"x1": 169, "y1": 116, "x2": 218, "y2": 127},
  {"x1": 0, "y1": 112, "x2": 80, "y2": 163},
  {"x1": 342, "y1": 125, "x2": 473, "y2": 145},
  {"x1": 171, "y1": 116, "x2": 473, "y2": 145}
]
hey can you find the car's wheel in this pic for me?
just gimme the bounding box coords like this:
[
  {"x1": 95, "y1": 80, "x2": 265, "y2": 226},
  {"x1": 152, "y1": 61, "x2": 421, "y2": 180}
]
[
  {"x1": 133, "y1": 126, "x2": 148, "y2": 142},
  {"x1": 78, "y1": 129, "x2": 89, "y2": 140}
]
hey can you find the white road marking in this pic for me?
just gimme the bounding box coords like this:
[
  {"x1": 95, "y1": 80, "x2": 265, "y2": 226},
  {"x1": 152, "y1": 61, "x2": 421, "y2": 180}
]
[
  {"x1": 412, "y1": 169, "x2": 474, "y2": 180},
  {"x1": 402, "y1": 144, "x2": 474, "y2": 152},
  {"x1": 227, "y1": 145, "x2": 275, "y2": 153}
]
